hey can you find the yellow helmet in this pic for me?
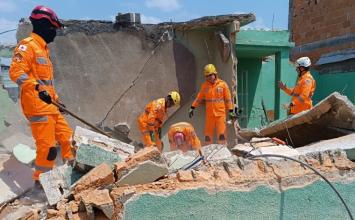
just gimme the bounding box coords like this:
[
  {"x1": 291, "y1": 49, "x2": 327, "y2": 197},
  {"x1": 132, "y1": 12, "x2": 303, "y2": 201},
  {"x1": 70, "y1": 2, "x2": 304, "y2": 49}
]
[
  {"x1": 204, "y1": 64, "x2": 217, "y2": 76},
  {"x1": 168, "y1": 91, "x2": 181, "y2": 105}
]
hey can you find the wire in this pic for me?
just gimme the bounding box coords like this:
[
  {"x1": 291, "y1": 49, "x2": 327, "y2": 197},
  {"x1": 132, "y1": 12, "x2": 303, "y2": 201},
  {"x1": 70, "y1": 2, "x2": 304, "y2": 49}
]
[
  {"x1": 97, "y1": 30, "x2": 170, "y2": 127},
  {"x1": 247, "y1": 154, "x2": 354, "y2": 220},
  {"x1": 283, "y1": 121, "x2": 295, "y2": 148},
  {"x1": 0, "y1": 29, "x2": 16, "y2": 35}
]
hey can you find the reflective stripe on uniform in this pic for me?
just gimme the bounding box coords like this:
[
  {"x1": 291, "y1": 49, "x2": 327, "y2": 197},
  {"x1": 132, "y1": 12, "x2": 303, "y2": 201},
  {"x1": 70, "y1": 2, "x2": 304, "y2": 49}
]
[
  {"x1": 204, "y1": 98, "x2": 224, "y2": 103},
  {"x1": 28, "y1": 115, "x2": 48, "y2": 122},
  {"x1": 16, "y1": 73, "x2": 29, "y2": 86},
  {"x1": 37, "y1": 79, "x2": 53, "y2": 86},
  {"x1": 34, "y1": 164, "x2": 52, "y2": 172}
]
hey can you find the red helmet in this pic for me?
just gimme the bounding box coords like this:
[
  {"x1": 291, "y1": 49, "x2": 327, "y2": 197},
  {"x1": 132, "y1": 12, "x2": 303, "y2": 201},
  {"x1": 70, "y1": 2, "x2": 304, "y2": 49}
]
[{"x1": 29, "y1": 5, "x2": 62, "y2": 28}]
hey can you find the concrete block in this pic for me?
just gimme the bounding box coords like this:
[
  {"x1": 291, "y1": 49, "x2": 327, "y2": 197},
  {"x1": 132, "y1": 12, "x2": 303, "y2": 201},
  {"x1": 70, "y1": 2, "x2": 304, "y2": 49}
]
[
  {"x1": 73, "y1": 163, "x2": 115, "y2": 194},
  {"x1": 0, "y1": 154, "x2": 34, "y2": 205},
  {"x1": 75, "y1": 144, "x2": 123, "y2": 168},
  {"x1": 162, "y1": 150, "x2": 198, "y2": 171},
  {"x1": 201, "y1": 144, "x2": 233, "y2": 161},
  {"x1": 39, "y1": 164, "x2": 71, "y2": 206},
  {"x1": 74, "y1": 126, "x2": 134, "y2": 158},
  {"x1": 80, "y1": 189, "x2": 114, "y2": 219},
  {"x1": 12, "y1": 144, "x2": 36, "y2": 164},
  {"x1": 116, "y1": 160, "x2": 168, "y2": 186}
]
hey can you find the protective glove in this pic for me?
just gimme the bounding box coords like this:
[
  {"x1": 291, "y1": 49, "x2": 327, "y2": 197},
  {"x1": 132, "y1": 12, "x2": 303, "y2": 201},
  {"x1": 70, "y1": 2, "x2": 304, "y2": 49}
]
[
  {"x1": 189, "y1": 107, "x2": 195, "y2": 118},
  {"x1": 35, "y1": 84, "x2": 52, "y2": 104},
  {"x1": 228, "y1": 110, "x2": 237, "y2": 120},
  {"x1": 57, "y1": 100, "x2": 67, "y2": 114}
]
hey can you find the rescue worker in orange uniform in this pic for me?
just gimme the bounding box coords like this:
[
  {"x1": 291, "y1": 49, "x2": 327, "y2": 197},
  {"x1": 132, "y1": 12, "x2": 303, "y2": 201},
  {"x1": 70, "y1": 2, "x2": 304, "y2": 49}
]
[
  {"x1": 137, "y1": 91, "x2": 181, "y2": 152},
  {"x1": 168, "y1": 122, "x2": 201, "y2": 153},
  {"x1": 189, "y1": 64, "x2": 236, "y2": 145},
  {"x1": 278, "y1": 57, "x2": 316, "y2": 115},
  {"x1": 9, "y1": 6, "x2": 74, "y2": 181}
]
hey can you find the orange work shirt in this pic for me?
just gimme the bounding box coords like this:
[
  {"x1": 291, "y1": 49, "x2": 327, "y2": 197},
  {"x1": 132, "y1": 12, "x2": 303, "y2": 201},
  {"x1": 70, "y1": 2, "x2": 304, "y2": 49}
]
[
  {"x1": 168, "y1": 122, "x2": 201, "y2": 151},
  {"x1": 284, "y1": 71, "x2": 316, "y2": 114},
  {"x1": 192, "y1": 78, "x2": 233, "y2": 117},
  {"x1": 9, "y1": 33, "x2": 59, "y2": 116}
]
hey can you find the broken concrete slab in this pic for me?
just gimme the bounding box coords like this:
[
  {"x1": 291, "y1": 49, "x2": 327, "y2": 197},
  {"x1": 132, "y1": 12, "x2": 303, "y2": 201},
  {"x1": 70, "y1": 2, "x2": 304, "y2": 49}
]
[
  {"x1": 297, "y1": 133, "x2": 355, "y2": 160},
  {"x1": 74, "y1": 126, "x2": 134, "y2": 158},
  {"x1": 239, "y1": 92, "x2": 355, "y2": 147},
  {"x1": 75, "y1": 144, "x2": 123, "y2": 169},
  {"x1": 13, "y1": 144, "x2": 36, "y2": 165},
  {"x1": 116, "y1": 160, "x2": 168, "y2": 186},
  {"x1": 162, "y1": 150, "x2": 198, "y2": 171},
  {"x1": 39, "y1": 165, "x2": 71, "y2": 206},
  {"x1": 1, "y1": 206, "x2": 36, "y2": 220},
  {"x1": 232, "y1": 143, "x2": 300, "y2": 159},
  {"x1": 73, "y1": 163, "x2": 115, "y2": 194},
  {"x1": 80, "y1": 189, "x2": 114, "y2": 219},
  {"x1": 201, "y1": 144, "x2": 233, "y2": 161},
  {"x1": 0, "y1": 154, "x2": 34, "y2": 205}
]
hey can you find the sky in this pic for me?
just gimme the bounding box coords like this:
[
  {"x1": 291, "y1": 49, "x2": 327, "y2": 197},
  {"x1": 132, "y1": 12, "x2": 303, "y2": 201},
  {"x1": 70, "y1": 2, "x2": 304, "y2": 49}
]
[{"x1": 0, "y1": 0, "x2": 290, "y2": 45}]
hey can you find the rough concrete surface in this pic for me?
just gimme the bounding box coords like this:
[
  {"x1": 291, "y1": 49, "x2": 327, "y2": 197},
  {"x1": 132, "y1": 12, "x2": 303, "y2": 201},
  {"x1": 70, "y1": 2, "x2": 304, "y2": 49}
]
[
  {"x1": 0, "y1": 154, "x2": 34, "y2": 205},
  {"x1": 117, "y1": 160, "x2": 168, "y2": 186},
  {"x1": 80, "y1": 189, "x2": 114, "y2": 219}
]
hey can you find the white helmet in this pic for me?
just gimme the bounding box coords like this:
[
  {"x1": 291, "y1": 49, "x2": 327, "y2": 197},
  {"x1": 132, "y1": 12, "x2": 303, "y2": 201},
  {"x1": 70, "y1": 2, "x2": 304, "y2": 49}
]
[{"x1": 296, "y1": 57, "x2": 311, "y2": 68}]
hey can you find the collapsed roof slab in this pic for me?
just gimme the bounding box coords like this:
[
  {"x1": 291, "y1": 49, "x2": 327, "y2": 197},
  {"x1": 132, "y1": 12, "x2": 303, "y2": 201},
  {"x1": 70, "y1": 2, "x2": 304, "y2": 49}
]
[{"x1": 238, "y1": 92, "x2": 355, "y2": 148}]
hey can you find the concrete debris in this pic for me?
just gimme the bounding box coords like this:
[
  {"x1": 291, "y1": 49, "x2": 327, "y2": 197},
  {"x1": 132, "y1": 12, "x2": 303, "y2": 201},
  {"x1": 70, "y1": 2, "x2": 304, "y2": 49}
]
[
  {"x1": 39, "y1": 165, "x2": 71, "y2": 206},
  {"x1": 114, "y1": 123, "x2": 130, "y2": 136},
  {"x1": 232, "y1": 140, "x2": 299, "y2": 159},
  {"x1": 116, "y1": 160, "x2": 168, "y2": 186},
  {"x1": 12, "y1": 144, "x2": 36, "y2": 165},
  {"x1": 80, "y1": 189, "x2": 114, "y2": 219},
  {"x1": 73, "y1": 163, "x2": 115, "y2": 194},
  {"x1": 1, "y1": 206, "x2": 37, "y2": 220},
  {"x1": 74, "y1": 126, "x2": 134, "y2": 154},
  {"x1": 162, "y1": 150, "x2": 198, "y2": 171},
  {"x1": 239, "y1": 92, "x2": 355, "y2": 147},
  {"x1": 201, "y1": 144, "x2": 233, "y2": 161},
  {"x1": 0, "y1": 154, "x2": 34, "y2": 205},
  {"x1": 297, "y1": 133, "x2": 355, "y2": 160}
]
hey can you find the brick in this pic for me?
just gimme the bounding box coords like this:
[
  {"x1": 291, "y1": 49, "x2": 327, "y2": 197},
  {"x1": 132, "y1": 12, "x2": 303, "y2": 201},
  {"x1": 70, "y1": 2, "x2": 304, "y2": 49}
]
[
  {"x1": 74, "y1": 163, "x2": 115, "y2": 194},
  {"x1": 177, "y1": 170, "x2": 194, "y2": 182},
  {"x1": 80, "y1": 189, "x2": 114, "y2": 219}
]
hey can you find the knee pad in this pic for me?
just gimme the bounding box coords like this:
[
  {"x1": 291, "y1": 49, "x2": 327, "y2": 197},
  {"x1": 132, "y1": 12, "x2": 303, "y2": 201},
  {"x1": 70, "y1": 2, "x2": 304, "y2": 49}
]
[{"x1": 47, "y1": 146, "x2": 58, "y2": 161}]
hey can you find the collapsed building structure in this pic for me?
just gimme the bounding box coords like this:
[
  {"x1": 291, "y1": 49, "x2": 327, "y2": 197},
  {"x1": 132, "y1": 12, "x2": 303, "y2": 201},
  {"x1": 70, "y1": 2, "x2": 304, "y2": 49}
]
[{"x1": 0, "y1": 10, "x2": 355, "y2": 220}]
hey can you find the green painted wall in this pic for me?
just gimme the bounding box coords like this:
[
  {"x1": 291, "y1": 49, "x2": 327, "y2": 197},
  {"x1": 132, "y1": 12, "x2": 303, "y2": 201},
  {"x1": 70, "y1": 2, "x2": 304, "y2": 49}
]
[
  {"x1": 123, "y1": 181, "x2": 355, "y2": 220},
  {"x1": 312, "y1": 70, "x2": 355, "y2": 104},
  {"x1": 237, "y1": 53, "x2": 297, "y2": 128}
]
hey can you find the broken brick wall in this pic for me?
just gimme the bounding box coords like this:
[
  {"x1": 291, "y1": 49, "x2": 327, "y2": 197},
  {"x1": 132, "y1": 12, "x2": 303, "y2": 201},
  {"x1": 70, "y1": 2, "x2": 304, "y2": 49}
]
[{"x1": 289, "y1": 0, "x2": 355, "y2": 63}]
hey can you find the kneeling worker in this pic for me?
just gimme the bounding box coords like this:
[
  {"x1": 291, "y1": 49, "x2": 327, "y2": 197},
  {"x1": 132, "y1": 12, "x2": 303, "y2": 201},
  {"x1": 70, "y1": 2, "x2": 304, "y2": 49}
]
[{"x1": 168, "y1": 122, "x2": 201, "y2": 153}]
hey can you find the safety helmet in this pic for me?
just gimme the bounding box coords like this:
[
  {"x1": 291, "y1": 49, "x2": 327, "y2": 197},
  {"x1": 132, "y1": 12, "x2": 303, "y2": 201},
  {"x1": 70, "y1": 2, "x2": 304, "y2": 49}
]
[
  {"x1": 173, "y1": 132, "x2": 185, "y2": 146},
  {"x1": 30, "y1": 5, "x2": 62, "y2": 28},
  {"x1": 204, "y1": 64, "x2": 217, "y2": 76},
  {"x1": 296, "y1": 57, "x2": 311, "y2": 68},
  {"x1": 168, "y1": 91, "x2": 181, "y2": 105}
]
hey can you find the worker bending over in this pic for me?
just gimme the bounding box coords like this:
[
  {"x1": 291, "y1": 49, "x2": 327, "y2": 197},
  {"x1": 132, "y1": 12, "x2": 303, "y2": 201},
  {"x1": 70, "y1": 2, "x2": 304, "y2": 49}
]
[
  {"x1": 168, "y1": 122, "x2": 201, "y2": 153},
  {"x1": 138, "y1": 91, "x2": 181, "y2": 152}
]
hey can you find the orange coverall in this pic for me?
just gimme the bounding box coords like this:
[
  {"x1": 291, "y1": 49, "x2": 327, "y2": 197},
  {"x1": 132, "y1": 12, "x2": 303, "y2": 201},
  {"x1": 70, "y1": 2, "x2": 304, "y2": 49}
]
[
  {"x1": 283, "y1": 71, "x2": 316, "y2": 115},
  {"x1": 168, "y1": 122, "x2": 201, "y2": 152},
  {"x1": 192, "y1": 78, "x2": 233, "y2": 145},
  {"x1": 9, "y1": 33, "x2": 74, "y2": 180},
  {"x1": 137, "y1": 98, "x2": 167, "y2": 151}
]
